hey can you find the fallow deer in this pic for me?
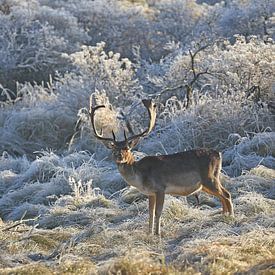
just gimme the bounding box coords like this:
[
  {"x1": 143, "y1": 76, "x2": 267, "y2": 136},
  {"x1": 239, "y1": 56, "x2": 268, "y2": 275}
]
[{"x1": 89, "y1": 98, "x2": 234, "y2": 235}]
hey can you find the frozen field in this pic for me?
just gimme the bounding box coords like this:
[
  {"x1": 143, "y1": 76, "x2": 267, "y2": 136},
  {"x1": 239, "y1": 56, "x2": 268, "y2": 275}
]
[{"x1": 0, "y1": 0, "x2": 274, "y2": 274}]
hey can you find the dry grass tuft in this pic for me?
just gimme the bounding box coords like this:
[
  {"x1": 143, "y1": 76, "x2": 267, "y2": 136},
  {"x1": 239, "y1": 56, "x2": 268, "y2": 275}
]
[
  {"x1": 104, "y1": 250, "x2": 176, "y2": 275},
  {"x1": 0, "y1": 264, "x2": 53, "y2": 275},
  {"x1": 249, "y1": 165, "x2": 275, "y2": 179},
  {"x1": 57, "y1": 258, "x2": 96, "y2": 274},
  {"x1": 174, "y1": 229, "x2": 275, "y2": 274}
]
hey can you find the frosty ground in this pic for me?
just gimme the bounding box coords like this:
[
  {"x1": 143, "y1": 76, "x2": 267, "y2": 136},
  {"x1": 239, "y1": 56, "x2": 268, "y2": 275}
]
[
  {"x1": 0, "y1": 0, "x2": 275, "y2": 274},
  {"x1": 0, "y1": 141, "x2": 274, "y2": 274}
]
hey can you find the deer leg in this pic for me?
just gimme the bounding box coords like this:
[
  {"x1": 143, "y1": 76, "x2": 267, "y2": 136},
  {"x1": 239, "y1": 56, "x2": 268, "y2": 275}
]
[
  {"x1": 202, "y1": 186, "x2": 227, "y2": 213},
  {"x1": 220, "y1": 186, "x2": 234, "y2": 216},
  {"x1": 202, "y1": 186, "x2": 228, "y2": 214},
  {"x1": 148, "y1": 195, "x2": 156, "y2": 234},
  {"x1": 155, "y1": 192, "x2": 165, "y2": 235},
  {"x1": 194, "y1": 193, "x2": 200, "y2": 206},
  {"x1": 202, "y1": 178, "x2": 231, "y2": 215},
  {"x1": 212, "y1": 175, "x2": 234, "y2": 216}
]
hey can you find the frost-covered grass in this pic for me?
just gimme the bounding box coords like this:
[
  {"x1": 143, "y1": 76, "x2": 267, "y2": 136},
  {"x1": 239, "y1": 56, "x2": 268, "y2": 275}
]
[
  {"x1": 0, "y1": 165, "x2": 274, "y2": 274},
  {"x1": 0, "y1": 0, "x2": 274, "y2": 274}
]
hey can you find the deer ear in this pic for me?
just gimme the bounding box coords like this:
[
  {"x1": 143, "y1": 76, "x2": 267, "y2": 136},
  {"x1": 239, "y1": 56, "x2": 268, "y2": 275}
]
[{"x1": 128, "y1": 138, "x2": 140, "y2": 149}]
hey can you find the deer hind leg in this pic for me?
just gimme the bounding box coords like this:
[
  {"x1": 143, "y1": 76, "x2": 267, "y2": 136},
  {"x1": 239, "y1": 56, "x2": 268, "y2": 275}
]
[
  {"x1": 155, "y1": 192, "x2": 165, "y2": 235},
  {"x1": 202, "y1": 178, "x2": 233, "y2": 216},
  {"x1": 220, "y1": 185, "x2": 234, "y2": 216},
  {"x1": 194, "y1": 193, "x2": 200, "y2": 206},
  {"x1": 148, "y1": 195, "x2": 156, "y2": 234},
  {"x1": 202, "y1": 185, "x2": 228, "y2": 214}
]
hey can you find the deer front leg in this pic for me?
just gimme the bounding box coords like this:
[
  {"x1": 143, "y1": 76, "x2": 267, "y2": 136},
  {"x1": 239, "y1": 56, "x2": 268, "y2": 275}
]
[
  {"x1": 155, "y1": 192, "x2": 165, "y2": 235},
  {"x1": 148, "y1": 195, "x2": 156, "y2": 234}
]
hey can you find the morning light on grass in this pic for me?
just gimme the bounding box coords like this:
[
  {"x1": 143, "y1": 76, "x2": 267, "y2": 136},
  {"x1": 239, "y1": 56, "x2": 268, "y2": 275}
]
[{"x1": 0, "y1": 0, "x2": 274, "y2": 274}]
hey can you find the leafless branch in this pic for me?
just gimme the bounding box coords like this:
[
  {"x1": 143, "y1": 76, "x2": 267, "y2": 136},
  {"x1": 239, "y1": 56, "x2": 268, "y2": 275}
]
[{"x1": 2, "y1": 212, "x2": 41, "y2": 232}]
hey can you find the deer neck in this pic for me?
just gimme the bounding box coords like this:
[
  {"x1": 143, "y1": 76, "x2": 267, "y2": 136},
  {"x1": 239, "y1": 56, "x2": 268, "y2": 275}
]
[{"x1": 117, "y1": 152, "x2": 137, "y2": 182}]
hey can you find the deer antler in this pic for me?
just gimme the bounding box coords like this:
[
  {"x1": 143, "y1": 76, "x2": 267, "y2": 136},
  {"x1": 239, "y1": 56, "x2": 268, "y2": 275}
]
[
  {"x1": 89, "y1": 96, "x2": 116, "y2": 145},
  {"x1": 126, "y1": 99, "x2": 157, "y2": 143},
  {"x1": 89, "y1": 97, "x2": 156, "y2": 147}
]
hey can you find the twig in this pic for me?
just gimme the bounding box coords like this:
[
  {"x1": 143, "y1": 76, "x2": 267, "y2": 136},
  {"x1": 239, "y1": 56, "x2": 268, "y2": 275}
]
[
  {"x1": 19, "y1": 223, "x2": 39, "y2": 241},
  {"x1": 2, "y1": 214, "x2": 41, "y2": 232}
]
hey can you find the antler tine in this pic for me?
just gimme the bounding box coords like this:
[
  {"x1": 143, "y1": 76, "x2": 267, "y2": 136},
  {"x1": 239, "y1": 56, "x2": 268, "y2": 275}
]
[
  {"x1": 112, "y1": 130, "x2": 116, "y2": 141},
  {"x1": 89, "y1": 98, "x2": 115, "y2": 143},
  {"x1": 127, "y1": 99, "x2": 157, "y2": 142},
  {"x1": 124, "y1": 129, "x2": 127, "y2": 141}
]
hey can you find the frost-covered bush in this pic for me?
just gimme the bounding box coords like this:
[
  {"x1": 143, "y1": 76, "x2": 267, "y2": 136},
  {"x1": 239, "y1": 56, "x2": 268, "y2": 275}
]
[
  {"x1": 0, "y1": 42, "x2": 143, "y2": 156},
  {"x1": 0, "y1": 0, "x2": 88, "y2": 93},
  {"x1": 138, "y1": 36, "x2": 274, "y2": 162},
  {"x1": 0, "y1": 82, "x2": 74, "y2": 156},
  {"x1": 38, "y1": 0, "x2": 165, "y2": 60},
  {"x1": 145, "y1": 36, "x2": 274, "y2": 104},
  {"x1": 1, "y1": 0, "x2": 274, "y2": 96},
  {"x1": 35, "y1": 5, "x2": 88, "y2": 45},
  {"x1": 223, "y1": 132, "x2": 275, "y2": 176},
  {"x1": 153, "y1": 0, "x2": 211, "y2": 45},
  {"x1": 28, "y1": 0, "x2": 215, "y2": 61},
  {"x1": 140, "y1": 94, "x2": 272, "y2": 155},
  {"x1": 216, "y1": 0, "x2": 275, "y2": 39},
  {"x1": 205, "y1": 36, "x2": 274, "y2": 104},
  {"x1": 61, "y1": 43, "x2": 141, "y2": 106}
]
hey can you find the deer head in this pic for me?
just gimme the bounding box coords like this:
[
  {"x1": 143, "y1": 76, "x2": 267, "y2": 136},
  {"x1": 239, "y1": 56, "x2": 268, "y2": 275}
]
[{"x1": 89, "y1": 97, "x2": 157, "y2": 164}]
